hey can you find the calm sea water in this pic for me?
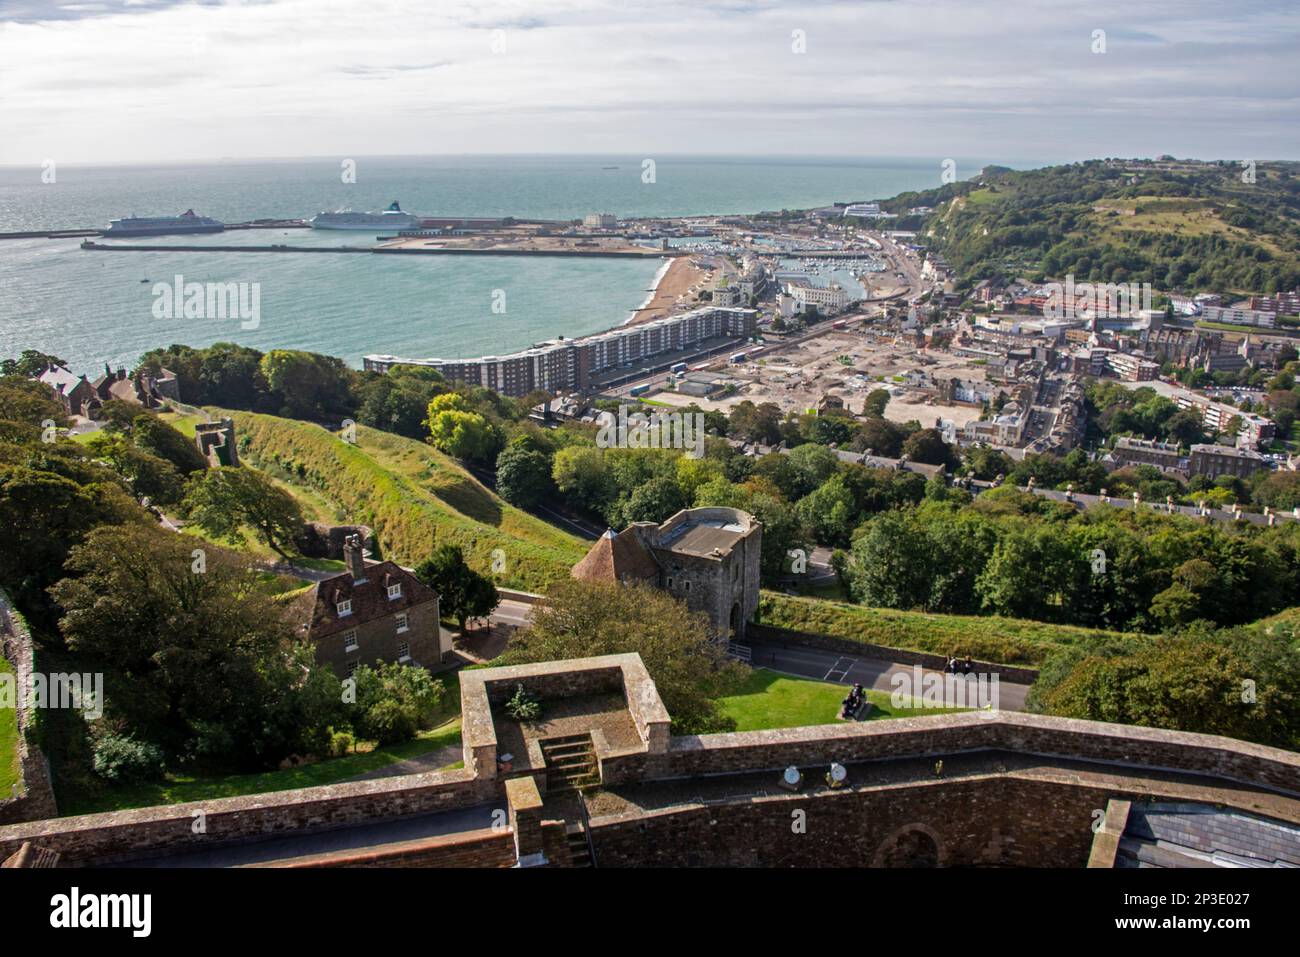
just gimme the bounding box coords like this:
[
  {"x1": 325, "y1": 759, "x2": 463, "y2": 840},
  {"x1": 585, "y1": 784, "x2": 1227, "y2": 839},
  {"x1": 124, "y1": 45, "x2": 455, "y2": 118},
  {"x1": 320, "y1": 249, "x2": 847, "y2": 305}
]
[{"x1": 0, "y1": 155, "x2": 1005, "y2": 372}]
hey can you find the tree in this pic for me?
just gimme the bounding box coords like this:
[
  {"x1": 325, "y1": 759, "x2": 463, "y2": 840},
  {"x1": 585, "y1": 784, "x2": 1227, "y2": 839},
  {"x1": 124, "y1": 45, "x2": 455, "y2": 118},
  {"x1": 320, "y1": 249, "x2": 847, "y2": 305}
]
[
  {"x1": 900, "y1": 428, "x2": 956, "y2": 468},
  {"x1": 616, "y1": 475, "x2": 686, "y2": 526},
  {"x1": 1254, "y1": 471, "x2": 1300, "y2": 510},
  {"x1": 259, "y1": 349, "x2": 355, "y2": 419},
  {"x1": 863, "y1": 389, "x2": 890, "y2": 418},
  {"x1": 351, "y1": 662, "x2": 446, "y2": 745},
  {"x1": 852, "y1": 416, "x2": 905, "y2": 456},
  {"x1": 1030, "y1": 630, "x2": 1300, "y2": 750},
  {"x1": 796, "y1": 474, "x2": 856, "y2": 547},
  {"x1": 1165, "y1": 409, "x2": 1205, "y2": 446},
  {"x1": 0, "y1": 465, "x2": 139, "y2": 607},
  {"x1": 424, "y1": 393, "x2": 503, "y2": 463},
  {"x1": 495, "y1": 440, "x2": 553, "y2": 508},
  {"x1": 552, "y1": 445, "x2": 614, "y2": 515},
  {"x1": 785, "y1": 444, "x2": 839, "y2": 499},
  {"x1": 356, "y1": 369, "x2": 447, "y2": 439},
  {"x1": 50, "y1": 524, "x2": 333, "y2": 766},
  {"x1": 845, "y1": 509, "x2": 938, "y2": 610},
  {"x1": 414, "y1": 543, "x2": 499, "y2": 633},
  {"x1": 131, "y1": 412, "x2": 209, "y2": 475},
  {"x1": 182, "y1": 466, "x2": 304, "y2": 557},
  {"x1": 1, "y1": 349, "x2": 66, "y2": 378},
  {"x1": 727, "y1": 400, "x2": 783, "y2": 445},
  {"x1": 84, "y1": 432, "x2": 184, "y2": 505},
  {"x1": 496, "y1": 579, "x2": 744, "y2": 734}
]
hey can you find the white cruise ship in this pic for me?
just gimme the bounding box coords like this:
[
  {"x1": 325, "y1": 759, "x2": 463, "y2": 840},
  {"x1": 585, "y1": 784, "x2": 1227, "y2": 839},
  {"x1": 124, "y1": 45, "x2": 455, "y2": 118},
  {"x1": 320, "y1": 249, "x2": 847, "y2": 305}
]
[
  {"x1": 309, "y1": 201, "x2": 419, "y2": 230},
  {"x1": 103, "y1": 209, "x2": 225, "y2": 237}
]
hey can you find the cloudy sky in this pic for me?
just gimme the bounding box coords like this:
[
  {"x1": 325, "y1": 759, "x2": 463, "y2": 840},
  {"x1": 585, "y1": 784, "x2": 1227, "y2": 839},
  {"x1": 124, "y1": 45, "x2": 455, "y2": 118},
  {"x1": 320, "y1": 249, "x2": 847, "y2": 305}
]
[{"x1": 0, "y1": 0, "x2": 1296, "y2": 165}]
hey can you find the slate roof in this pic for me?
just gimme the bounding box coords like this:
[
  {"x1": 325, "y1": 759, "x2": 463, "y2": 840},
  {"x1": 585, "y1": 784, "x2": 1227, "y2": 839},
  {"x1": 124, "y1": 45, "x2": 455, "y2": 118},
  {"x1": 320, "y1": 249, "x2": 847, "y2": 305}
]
[
  {"x1": 571, "y1": 528, "x2": 660, "y2": 583},
  {"x1": 1117, "y1": 802, "x2": 1300, "y2": 868},
  {"x1": 305, "y1": 561, "x2": 437, "y2": 639}
]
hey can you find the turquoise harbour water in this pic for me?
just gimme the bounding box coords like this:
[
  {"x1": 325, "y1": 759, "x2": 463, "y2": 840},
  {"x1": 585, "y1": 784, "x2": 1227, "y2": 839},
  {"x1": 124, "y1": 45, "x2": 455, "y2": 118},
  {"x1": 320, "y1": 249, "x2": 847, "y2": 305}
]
[{"x1": 0, "y1": 155, "x2": 1007, "y2": 371}]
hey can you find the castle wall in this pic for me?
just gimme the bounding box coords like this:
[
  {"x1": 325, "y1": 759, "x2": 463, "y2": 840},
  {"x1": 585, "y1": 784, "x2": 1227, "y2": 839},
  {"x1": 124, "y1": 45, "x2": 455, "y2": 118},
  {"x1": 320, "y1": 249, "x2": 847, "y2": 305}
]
[
  {"x1": 0, "y1": 593, "x2": 58, "y2": 826},
  {"x1": 3, "y1": 665, "x2": 1297, "y2": 867},
  {"x1": 588, "y1": 775, "x2": 1106, "y2": 868}
]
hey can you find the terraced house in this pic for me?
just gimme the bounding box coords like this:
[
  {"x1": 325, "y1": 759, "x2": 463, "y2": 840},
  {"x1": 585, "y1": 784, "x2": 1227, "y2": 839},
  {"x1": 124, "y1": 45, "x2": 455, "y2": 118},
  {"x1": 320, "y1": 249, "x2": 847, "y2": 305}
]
[{"x1": 298, "y1": 536, "x2": 447, "y2": 678}]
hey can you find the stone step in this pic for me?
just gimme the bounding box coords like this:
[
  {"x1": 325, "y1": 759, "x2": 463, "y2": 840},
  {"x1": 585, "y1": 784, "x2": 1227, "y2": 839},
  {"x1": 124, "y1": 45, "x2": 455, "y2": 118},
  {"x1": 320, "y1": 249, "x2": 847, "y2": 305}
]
[
  {"x1": 547, "y1": 755, "x2": 596, "y2": 771},
  {"x1": 541, "y1": 734, "x2": 593, "y2": 747},
  {"x1": 542, "y1": 741, "x2": 595, "y2": 759}
]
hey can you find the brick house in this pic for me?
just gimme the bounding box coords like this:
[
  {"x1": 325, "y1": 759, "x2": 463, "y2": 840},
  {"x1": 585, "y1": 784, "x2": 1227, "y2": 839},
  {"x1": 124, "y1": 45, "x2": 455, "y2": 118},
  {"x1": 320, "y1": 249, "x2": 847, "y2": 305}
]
[{"x1": 302, "y1": 536, "x2": 447, "y2": 678}]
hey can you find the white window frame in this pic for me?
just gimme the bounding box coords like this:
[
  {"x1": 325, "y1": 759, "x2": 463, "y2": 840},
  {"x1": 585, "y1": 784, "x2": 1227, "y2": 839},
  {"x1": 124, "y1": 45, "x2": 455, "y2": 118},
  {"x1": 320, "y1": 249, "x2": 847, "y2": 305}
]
[
  {"x1": 343, "y1": 629, "x2": 359, "y2": 653},
  {"x1": 336, "y1": 599, "x2": 353, "y2": 617},
  {"x1": 387, "y1": 583, "x2": 402, "y2": 600},
  {"x1": 397, "y1": 641, "x2": 411, "y2": 663},
  {"x1": 395, "y1": 612, "x2": 409, "y2": 635},
  {"x1": 346, "y1": 660, "x2": 359, "y2": 678}
]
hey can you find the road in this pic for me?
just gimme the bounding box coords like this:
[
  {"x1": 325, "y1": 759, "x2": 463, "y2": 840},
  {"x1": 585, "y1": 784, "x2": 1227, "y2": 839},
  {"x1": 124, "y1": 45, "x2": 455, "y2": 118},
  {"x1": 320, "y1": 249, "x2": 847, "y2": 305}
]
[{"x1": 745, "y1": 641, "x2": 1031, "y2": 712}]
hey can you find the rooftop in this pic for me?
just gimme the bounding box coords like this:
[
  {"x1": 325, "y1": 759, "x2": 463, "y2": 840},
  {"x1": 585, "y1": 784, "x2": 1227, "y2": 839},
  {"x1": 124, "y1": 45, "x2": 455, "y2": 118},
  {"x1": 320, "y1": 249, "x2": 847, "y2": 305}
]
[{"x1": 661, "y1": 518, "x2": 748, "y2": 557}]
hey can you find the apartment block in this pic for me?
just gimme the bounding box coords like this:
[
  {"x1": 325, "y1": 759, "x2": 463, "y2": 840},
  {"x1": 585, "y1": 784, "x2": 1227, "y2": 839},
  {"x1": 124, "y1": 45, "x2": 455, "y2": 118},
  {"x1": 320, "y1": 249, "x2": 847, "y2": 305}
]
[{"x1": 364, "y1": 306, "x2": 757, "y2": 398}]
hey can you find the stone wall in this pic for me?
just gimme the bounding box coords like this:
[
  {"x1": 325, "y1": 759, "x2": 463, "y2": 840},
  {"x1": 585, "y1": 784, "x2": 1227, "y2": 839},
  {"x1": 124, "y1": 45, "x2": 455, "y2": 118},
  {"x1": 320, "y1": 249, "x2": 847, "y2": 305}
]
[
  {"x1": 0, "y1": 767, "x2": 497, "y2": 866},
  {"x1": 0, "y1": 592, "x2": 58, "y2": 826},
  {"x1": 589, "y1": 774, "x2": 1111, "y2": 868},
  {"x1": 3, "y1": 651, "x2": 1297, "y2": 867},
  {"x1": 746, "y1": 622, "x2": 1040, "y2": 684},
  {"x1": 259, "y1": 826, "x2": 514, "y2": 868},
  {"x1": 654, "y1": 713, "x2": 1300, "y2": 794}
]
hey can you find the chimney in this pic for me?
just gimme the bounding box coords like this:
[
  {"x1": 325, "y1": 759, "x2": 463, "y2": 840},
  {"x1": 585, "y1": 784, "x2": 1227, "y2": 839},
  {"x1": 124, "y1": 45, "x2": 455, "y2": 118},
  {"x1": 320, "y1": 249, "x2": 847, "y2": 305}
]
[{"x1": 343, "y1": 534, "x2": 366, "y2": 581}]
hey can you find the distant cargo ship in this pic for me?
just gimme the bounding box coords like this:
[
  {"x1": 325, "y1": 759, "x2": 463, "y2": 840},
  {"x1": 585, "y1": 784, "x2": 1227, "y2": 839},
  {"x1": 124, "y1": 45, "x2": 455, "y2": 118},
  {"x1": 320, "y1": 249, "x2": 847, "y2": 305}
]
[
  {"x1": 103, "y1": 209, "x2": 224, "y2": 237},
  {"x1": 310, "y1": 201, "x2": 418, "y2": 230}
]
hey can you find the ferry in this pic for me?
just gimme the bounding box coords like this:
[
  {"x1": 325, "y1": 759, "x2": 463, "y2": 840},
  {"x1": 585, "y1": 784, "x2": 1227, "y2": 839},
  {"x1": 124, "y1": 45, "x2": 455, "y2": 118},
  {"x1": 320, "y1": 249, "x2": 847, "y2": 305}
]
[
  {"x1": 103, "y1": 209, "x2": 224, "y2": 237},
  {"x1": 310, "y1": 201, "x2": 418, "y2": 230}
]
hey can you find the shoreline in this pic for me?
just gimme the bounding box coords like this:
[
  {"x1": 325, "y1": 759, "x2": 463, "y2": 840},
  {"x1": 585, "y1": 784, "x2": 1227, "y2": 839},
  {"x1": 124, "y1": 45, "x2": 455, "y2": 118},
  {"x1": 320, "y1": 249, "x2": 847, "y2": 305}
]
[
  {"x1": 625, "y1": 258, "x2": 674, "y2": 325},
  {"x1": 624, "y1": 256, "x2": 708, "y2": 327}
]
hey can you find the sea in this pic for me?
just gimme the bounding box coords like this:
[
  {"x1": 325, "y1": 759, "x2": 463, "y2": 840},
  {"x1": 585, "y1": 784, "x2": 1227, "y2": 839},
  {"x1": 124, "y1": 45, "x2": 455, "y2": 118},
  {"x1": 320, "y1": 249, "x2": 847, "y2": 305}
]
[{"x1": 0, "y1": 155, "x2": 1013, "y2": 373}]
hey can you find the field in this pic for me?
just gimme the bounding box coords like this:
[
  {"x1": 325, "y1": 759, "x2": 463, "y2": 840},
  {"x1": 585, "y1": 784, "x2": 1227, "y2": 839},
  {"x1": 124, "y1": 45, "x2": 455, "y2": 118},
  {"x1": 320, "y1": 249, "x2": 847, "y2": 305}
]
[
  {"x1": 759, "y1": 592, "x2": 1141, "y2": 667},
  {"x1": 188, "y1": 410, "x2": 589, "y2": 590},
  {"x1": 718, "y1": 668, "x2": 953, "y2": 732}
]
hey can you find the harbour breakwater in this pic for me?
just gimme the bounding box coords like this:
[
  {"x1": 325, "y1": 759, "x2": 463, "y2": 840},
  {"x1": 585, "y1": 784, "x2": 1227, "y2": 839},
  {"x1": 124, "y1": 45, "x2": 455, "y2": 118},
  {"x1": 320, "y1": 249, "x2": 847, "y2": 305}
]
[{"x1": 79, "y1": 240, "x2": 677, "y2": 259}]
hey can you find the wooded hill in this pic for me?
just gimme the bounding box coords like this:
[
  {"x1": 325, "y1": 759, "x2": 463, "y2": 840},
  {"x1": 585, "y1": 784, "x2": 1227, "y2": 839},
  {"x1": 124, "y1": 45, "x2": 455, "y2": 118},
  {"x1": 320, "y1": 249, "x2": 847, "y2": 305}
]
[{"x1": 882, "y1": 158, "x2": 1300, "y2": 295}]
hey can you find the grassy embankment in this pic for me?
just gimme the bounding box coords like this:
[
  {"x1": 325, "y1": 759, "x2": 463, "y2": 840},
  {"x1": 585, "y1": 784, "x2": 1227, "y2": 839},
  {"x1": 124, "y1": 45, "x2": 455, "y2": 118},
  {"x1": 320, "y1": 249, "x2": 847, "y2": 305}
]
[
  {"x1": 759, "y1": 592, "x2": 1142, "y2": 668},
  {"x1": 218, "y1": 410, "x2": 589, "y2": 591}
]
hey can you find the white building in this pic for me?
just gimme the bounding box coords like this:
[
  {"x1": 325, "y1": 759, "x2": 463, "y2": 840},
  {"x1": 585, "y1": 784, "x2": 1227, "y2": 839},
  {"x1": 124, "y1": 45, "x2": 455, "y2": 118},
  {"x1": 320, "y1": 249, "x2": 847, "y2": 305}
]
[
  {"x1": 785, "y1": 281, "x2": 849, "y2": 313},
  {"x1": 583, "y1": 213, "x2": 618, "y2": 229}
]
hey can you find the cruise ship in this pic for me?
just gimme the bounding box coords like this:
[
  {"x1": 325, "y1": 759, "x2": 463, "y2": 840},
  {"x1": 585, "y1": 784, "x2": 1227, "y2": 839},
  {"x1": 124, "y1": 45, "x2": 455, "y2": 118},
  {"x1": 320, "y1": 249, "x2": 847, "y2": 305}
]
[
  {"x1": 103, "y1": 209, "x2": 225, "y2": 237},
  {"x1": 309, "y1": 201, "x2": 418, "y2": 230}
]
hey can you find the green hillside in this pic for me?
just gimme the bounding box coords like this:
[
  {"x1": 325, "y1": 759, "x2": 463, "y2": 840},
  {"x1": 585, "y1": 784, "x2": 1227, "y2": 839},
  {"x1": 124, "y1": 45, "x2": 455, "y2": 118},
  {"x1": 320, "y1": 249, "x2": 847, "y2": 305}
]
[
  {"x1": 223, "y1": 410, "x2": 588, "y2": 591},
  {"x1": 886, "y1": 159, "x2": 1300, "y2": 294}
]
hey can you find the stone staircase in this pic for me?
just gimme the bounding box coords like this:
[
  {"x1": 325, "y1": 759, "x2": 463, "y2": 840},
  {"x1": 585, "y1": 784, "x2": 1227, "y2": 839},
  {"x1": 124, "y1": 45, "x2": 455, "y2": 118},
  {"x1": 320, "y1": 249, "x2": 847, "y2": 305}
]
[
  {"x1": 541, "y1": 734, "x2": 599, "y2": 792},
  {"x1": 565, "y1": 823, "x2": 593, "y2": 868}
]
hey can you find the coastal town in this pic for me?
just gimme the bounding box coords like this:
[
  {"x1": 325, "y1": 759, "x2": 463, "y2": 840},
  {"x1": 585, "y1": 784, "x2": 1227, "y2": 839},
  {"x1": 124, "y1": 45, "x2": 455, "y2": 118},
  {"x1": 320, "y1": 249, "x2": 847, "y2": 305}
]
[{"x1": 1, "y1": 0, "x2": 1299, "y2": 926}]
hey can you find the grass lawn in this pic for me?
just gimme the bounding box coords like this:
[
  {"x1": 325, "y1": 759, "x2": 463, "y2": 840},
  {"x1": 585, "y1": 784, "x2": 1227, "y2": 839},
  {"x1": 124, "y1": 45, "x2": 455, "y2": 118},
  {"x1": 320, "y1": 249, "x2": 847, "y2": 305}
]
[
  {"x1": 718, "y1": 668, "x2": 950, "y2": 733},
  {"x1": 62, "y1": 718, "x2": 463, "y2": 816},
  {"x1": 0, "y1": 655, "x2": 18, "y2": 796}
]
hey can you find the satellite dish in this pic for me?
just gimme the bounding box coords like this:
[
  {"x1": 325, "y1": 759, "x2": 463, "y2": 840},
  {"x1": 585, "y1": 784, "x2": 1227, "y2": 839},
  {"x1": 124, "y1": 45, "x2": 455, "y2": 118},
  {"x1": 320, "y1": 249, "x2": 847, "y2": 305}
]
[
  {"x1": 783, "y1": 766, "x2": 801, "y2": 786},
  {"x1": 829, "y1": 763, "x2": 847, "y2": 783}
]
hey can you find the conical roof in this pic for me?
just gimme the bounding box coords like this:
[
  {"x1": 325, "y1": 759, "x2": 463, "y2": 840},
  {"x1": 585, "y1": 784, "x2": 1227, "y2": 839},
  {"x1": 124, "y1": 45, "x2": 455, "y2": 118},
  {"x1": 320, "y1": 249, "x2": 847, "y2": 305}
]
[{"x1": 571, "y1": 528, "x2": 660, "y2": 583}]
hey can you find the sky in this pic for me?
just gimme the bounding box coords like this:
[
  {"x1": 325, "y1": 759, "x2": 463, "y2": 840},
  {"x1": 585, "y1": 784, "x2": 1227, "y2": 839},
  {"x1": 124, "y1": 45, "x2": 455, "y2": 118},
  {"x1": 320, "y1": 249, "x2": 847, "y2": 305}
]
[{"x1": 0, "y1": 0, "x2": 1297, "y2": 165}]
